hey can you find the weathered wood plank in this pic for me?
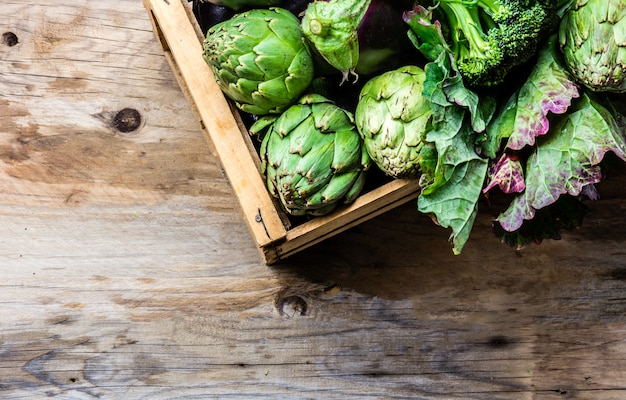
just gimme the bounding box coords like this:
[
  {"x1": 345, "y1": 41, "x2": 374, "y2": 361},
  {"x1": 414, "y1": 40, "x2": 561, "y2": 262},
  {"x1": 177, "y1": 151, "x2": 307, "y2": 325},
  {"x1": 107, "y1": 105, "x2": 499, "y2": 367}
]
[
  {"x1": 2, "y1": 1, "x2": 626, "y2": 399},
  {"x1": 1, "y1": 0, "x2": 228, "y2": 209}
]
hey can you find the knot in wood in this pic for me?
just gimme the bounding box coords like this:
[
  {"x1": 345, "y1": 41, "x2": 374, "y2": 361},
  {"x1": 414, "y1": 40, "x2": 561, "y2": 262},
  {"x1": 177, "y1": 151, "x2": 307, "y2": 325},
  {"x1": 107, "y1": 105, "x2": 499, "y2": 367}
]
[
  {"x1": 113, "y1": 108, "x2": 142, "y2": 133},
  {"x1": 3, "y1": 32, "x2": 18, "y2": 47},
  {"x1": 275, "y1": 295, "x2": 308, "y2": 318}
]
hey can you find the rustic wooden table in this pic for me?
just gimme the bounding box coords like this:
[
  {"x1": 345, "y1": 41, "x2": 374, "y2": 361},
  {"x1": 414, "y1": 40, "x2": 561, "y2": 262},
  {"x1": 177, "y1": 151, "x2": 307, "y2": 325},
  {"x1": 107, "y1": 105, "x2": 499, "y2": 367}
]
[{"x1": 3, "y1": 1, "x2": 626, "y2": 399}]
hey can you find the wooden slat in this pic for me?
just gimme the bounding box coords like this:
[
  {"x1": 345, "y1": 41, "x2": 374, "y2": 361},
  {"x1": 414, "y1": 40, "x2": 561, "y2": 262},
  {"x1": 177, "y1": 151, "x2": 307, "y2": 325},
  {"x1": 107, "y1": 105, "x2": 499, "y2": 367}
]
[
  {"x1": 271, "y1": 178, "x2": 421, "y2": 262},
  {"x1": 144, "y1": 0, "x2": 288, "y2": 250}
]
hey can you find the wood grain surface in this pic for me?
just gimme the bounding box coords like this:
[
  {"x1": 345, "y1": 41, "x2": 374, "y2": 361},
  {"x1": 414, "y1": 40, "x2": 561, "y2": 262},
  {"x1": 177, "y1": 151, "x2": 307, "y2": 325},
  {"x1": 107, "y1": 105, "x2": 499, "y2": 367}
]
[{"x1": 2, "y1": 1, "x2": 626, "y2": 399}]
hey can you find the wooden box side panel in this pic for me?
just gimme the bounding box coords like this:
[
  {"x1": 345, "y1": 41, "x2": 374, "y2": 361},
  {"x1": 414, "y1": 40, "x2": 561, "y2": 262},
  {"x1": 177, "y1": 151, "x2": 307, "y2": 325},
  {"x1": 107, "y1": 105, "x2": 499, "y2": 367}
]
[
  {"x1": 144, "y1": 0, "x2": 288, "y2": 253},
  {"x1": 272, "y1": 179, "x2": 420, "y2": 261}
]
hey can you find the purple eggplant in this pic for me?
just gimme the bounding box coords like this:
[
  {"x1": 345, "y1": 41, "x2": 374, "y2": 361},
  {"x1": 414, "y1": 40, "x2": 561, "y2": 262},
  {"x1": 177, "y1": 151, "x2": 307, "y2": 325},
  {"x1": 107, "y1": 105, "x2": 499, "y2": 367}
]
[{"x1": 191, "y1": 1, "x2": 236, "y2": 35}]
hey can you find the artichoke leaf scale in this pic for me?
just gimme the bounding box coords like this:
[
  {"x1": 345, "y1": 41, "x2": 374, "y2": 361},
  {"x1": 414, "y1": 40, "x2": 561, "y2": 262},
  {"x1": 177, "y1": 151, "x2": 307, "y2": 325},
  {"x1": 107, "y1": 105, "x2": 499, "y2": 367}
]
[
  {"x1": 331, "y1": 129, "x2": 362, "y2": 173},
  {"x1": 311, "y1": 103, "x2": 352, "y2": 133},
  {"x1": 614, "y1": 14, "x2": 626, "y2": 45},
  {"x1": 285, "y1": 50, "x2": 316, "y2": 92},
  {"x1": 254, "y1": 37, "x2": 294, "y2": 71},
  {"x1": 356, "y1": 98, "x2": 384, "y2": 138},
  {"x1": 572, "y1": 11, "x2": 590, "y2": 43},
  {"x1": 291, "y1": 171, "x2": 330, "y2": 199},
  {"x1": 264, "y1": 130, "x2": 291, "y2": 167},
  {"x1": 264, "y1": 165, "x2": 279, "y2": 196},
  {"x1": 275, "y1": 107, "x2": 312, "y2": 137},
  {"x1": 344, "y1": 170, "x2": 368, "y2": 203},
  {"x1": 606, "y1": 0, "x2": 626, "y2": 23},
  {"x1": 256, "y1": 76, "x2": 290, "y2": 101},
  {"x1": 318, "y1": 171, "x2": 360, "y2": 203},
  {"x1": 295, "y1": 140, "x2": 335, "y2": 178},
  {"x1": 235, "y1": 53, "x2": 265, "y2": 81},
  {"x1": 269, "y1": 21, "x2": 306, "y2": 48},
  {"x1": 379, "y1": 117, "x2": 405, "y2": 150},
  {"x1": 288, "y1": 121, "x2": 319, "y2": 156},
  {"x1": 236, "y1": 15, "x2": 274, "y2": 40},
  {"x1": 404, "y1": 117, "x2": 429, "y2": 148}
]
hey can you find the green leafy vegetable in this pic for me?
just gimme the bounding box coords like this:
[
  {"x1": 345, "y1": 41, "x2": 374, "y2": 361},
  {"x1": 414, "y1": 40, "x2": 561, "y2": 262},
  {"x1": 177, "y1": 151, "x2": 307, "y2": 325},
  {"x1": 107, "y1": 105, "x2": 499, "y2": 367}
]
[
  {"x1": 482, "y1": 35, "x2": 580, "y2": 158},
  {"x1": 403, "y1": 0, "x2": 559, "y2": 88},
  {"x1": 497, "y1": 92, "x2": 626, "y2": 231},
  {"x1": 417, "y1": 121, "x2": 489, "y2": 254},
  {"x1": 416, "y1": 51, "x2": 495, "y2": 254},
  {"x1": 483, "y1": 152, "x2": 525, "y2": 194}
]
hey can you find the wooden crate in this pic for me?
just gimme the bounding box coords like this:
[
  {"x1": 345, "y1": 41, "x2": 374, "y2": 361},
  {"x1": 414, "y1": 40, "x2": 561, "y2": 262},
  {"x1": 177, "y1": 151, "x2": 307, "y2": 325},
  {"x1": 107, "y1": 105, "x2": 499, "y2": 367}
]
[{"x1": 143, "y1": 0, "x2": 421, "y2": 264}]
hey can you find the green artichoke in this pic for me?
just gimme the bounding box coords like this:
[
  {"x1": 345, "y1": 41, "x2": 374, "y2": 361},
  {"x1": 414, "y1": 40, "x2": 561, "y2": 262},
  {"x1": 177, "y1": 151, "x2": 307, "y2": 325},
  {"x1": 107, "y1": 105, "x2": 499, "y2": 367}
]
[
  {"x1": 250, "y1": 93, "x2": 371, "y2": 216},
  {"x1": 301, "y1": 0, "x2": 371, "y2": 82},
  {"x1": 354, "y1": 65, "x2": 432, "y2": 179},
  {"x1": 202, "y1": 8, "x2": 315, "y2": 115},
  {"x1": 559, "y1": 0, "x2": 626, "y2": 93}
]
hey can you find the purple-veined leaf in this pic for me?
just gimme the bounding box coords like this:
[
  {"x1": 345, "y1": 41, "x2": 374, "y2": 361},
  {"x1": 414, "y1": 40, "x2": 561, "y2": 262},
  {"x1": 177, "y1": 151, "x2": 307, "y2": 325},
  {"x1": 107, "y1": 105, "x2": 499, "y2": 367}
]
[
  {"x1": 504, "y1": 37, "x2": 580, "y2": 151},
  {"x1": 483, "y1": 153, "x2": 526, "y2": 194},
  {"x1": 497, "y1": 94, "x2": 626, "y2": 232},
  {"x1": 482, "y1": 37, "x2": 580, "y2": 159}
]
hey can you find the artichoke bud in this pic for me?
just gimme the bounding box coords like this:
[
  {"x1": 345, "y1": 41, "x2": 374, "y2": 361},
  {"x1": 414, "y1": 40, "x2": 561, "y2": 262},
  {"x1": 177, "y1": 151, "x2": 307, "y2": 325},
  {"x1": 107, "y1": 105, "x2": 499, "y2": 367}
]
[
  {"x1": 253, "y1": 94, "x2": 371, "y2": 216},
  {"x1": 301, "y1": 0, "x2": 372, "y2": 81},
  {"x1": 559, "y1": 0, "x2": 626, "y2": 92},
  {"x1": 203, "y1": 8, "x2": 315, "y2": 115},
  {"x1": 355, "y1": 65, "x2": 432, "y2": 179}
]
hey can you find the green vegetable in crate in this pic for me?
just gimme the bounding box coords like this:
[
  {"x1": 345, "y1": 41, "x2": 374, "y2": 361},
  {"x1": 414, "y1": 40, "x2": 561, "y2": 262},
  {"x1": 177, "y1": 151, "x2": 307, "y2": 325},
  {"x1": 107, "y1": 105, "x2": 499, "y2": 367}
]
[
  {"x1": 202, "y1": 8, "x2": 315, "y2": 115},
  {"x1": 300, "y1": 0, "x2": 417, "y2": 83},
  {"x1": 355, "y1": 65, "x2": 433, "y2": 179},
  {"x1": 559, "y1": 0, "x2": 626, "y2": 93},
  {"x1": 403, "y1": 0, "x2": 559, "y2": 88},
  {"x1": 250, "y1": 93, "x2": 371, "y2": 216}
]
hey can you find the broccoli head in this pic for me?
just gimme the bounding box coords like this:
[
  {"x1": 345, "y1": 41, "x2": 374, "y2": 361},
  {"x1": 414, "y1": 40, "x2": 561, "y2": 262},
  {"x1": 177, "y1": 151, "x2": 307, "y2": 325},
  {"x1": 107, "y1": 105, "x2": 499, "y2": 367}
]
[{"x1": 412, "y1": 0, "x2": 559, "y2": 87}]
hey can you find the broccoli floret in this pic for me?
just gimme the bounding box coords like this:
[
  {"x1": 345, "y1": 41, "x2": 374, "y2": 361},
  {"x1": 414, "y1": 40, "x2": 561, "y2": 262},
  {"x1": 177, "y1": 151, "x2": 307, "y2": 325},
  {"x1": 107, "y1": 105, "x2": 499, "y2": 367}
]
[{"x1": 431, "y1": 0, "x2": 558, "y2": 87}]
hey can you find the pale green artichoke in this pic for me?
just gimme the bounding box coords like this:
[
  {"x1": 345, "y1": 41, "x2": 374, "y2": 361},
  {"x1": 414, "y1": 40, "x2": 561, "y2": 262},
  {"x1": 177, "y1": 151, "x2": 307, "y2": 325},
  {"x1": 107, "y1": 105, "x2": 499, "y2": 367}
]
[
  {"x1": 202, "y1": 8, "x2": 315, "y2": 115},
  {"x1": 355, "y1": 65, "x2": 432, "y2": 179},
  {"x1": 559, "y1": 0, "x2": 626, "y2": 92},
  {"x1": 300, "y1": 0, "x2": 370, "y2": 82},
  {"x1": 250, "y1": 93, "x2": 371, "y2": 216}
]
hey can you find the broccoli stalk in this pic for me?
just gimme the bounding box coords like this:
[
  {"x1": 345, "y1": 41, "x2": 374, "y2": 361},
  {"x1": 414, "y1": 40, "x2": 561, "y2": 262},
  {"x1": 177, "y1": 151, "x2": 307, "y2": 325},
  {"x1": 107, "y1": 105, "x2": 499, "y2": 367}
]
[
  {"x1": 408, "y1": 0, "x2": 559, "y2": 87},
  {"x1": 437, "y1": 0, "x2": 504, "y2": 87}
]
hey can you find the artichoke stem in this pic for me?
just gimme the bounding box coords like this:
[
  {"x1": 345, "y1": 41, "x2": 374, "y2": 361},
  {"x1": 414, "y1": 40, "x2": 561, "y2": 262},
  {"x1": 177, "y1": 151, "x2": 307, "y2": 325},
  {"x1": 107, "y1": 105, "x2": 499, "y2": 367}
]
[{"x1": 309, "y1": 19, "x2": 329, "y2": 36}]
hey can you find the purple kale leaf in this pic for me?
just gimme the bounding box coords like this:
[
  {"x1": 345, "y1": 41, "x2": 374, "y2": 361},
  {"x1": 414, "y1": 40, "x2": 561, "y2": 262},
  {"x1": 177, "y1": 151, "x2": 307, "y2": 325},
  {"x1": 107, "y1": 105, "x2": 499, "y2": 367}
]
[
  {"x1": 483, "y1": 152, "x2": 526, "y2": 194},
  {"x1": 481, "y1": 36, "x2": 579, "y2": 159},
  {"x1": 496, "y1": 94, "x2": 626, "y2": 232}
]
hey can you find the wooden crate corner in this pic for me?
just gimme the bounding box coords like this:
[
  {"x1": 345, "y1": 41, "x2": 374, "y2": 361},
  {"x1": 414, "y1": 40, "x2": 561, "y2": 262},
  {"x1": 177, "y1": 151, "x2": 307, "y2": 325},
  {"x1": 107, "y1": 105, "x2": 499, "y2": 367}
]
[{"x1": 143, "y1": 0, "x2": 421, "y2": 264}]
